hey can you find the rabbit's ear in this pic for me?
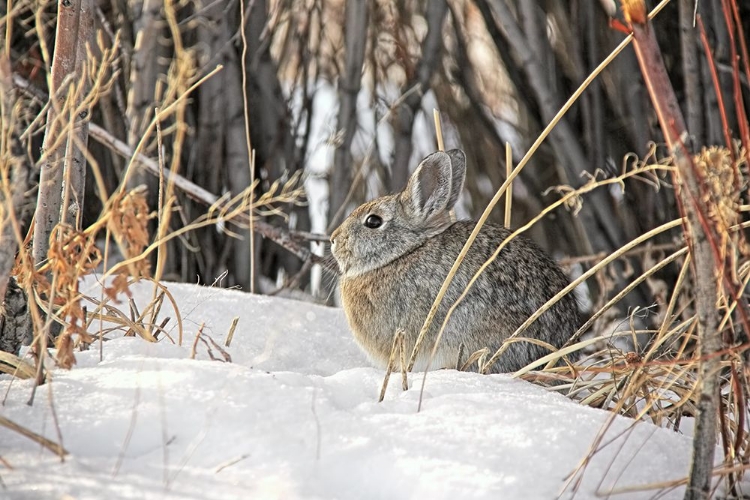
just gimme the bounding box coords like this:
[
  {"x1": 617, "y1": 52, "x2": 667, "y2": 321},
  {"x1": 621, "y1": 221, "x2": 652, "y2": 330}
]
[
  {"x1": 446, "y1": 149, "x2": 466, "y2": 209},
  {"x1": 401, "y1": 151, "x2": 454, "y2": 221}
]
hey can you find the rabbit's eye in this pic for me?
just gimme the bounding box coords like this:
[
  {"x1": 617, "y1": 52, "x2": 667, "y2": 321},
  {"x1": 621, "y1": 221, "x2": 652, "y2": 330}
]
[{"x1": 364, "y1": 214, "x2": 383, "y2": 228}]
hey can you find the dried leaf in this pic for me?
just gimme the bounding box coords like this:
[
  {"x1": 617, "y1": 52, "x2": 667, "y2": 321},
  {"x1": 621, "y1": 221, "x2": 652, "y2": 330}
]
[{"x1": 55, "y1": 329, "x2": 77, "y2": 370}]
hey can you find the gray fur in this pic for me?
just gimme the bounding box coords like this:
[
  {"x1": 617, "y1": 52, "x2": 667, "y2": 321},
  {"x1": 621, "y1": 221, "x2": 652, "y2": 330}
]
[{"x1": 330, "y1": 149, "x2": 579, "y2": 373}]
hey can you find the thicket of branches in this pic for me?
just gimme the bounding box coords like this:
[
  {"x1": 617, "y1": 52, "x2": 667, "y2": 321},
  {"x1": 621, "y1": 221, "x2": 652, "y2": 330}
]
[
  {"x1": 2, "y1": 0, "x2": 750, "y2": 497},
  {"x1": 0, "y1": 0, "x2": 746, "y2": 297}
]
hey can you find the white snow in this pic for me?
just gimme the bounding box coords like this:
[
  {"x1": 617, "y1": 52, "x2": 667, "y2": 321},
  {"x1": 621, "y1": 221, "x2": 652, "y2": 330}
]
[{"x1": 1, "y1": 279, "x2": 701, "y2": 499}]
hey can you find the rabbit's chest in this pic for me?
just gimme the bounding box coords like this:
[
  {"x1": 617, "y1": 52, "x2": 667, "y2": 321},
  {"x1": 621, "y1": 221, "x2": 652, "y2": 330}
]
[
  {"x1": 339, "y1": 270, "x2": 431, "y2": 337},
  {"x1": 339, "y1": 266, "x2": 471, "y2": 370}
]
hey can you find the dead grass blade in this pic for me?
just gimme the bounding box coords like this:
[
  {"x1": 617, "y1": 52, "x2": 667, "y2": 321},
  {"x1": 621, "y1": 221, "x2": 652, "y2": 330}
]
[
  {"x1": 0, "y1": 352, "x2": 35, "y2": 379},
  {"x1": 0, "y1": 415, "x2": 68, "y2": 457}
]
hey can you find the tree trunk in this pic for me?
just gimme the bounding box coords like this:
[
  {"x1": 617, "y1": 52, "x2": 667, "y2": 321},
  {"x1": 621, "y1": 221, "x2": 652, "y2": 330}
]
[
  {"x1": 61, "y1": 0, "x2": 94, "y2": 228},
  {"x1": 680, "y1": 0, "x2": 704, "y2": 148},
  {"x1": 390, "y1": 0, "x2": 448, "y2": 190},
  {"x1": 32, "y1": 0, "x2": 83, "y2": 265},
  {"x1": 125, "y1": 0, "x2": 163, "y2": 190},
  {"x1": 329, "y1": 0, "x2": 369, "y2": 230}
]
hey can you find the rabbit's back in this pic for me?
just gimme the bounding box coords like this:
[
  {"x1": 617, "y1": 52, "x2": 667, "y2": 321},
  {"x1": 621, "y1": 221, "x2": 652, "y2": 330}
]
[{"x1": 339, "y1": 221, "x2": 579, "y2": 373}]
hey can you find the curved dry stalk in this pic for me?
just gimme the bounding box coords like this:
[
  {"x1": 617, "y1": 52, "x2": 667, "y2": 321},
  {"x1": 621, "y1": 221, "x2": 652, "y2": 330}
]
[
  {"x1": 406, "y1": 154, "x2": 524, "y2": 373},
  {"x1": 61, "y1": 169, "x2": 306, "y2": 301},
  {"x1": 560, "y1": 314, "x2": 719, "y2": 496},
  {"x1": 715, "y1": 264, "x2": 750, "y2": 334},
  {"x1": 0, "y1": 415, "x2": 68, "y2": 457},
  {"x1": 633, "y1": 364, "x2": 698, "y2": 423},
  {"x1": 81, "y1": 278, "x2": 183, "y2": 345},
  {"x1": 0, "y1": 352, "x2": 35, "y2": 379},
  {"x1": 149, "y1": 280, "x2": 183, "y2": 345},
  {"x1": 406, "y1": 23, "x2": 654, "y2": 375}
]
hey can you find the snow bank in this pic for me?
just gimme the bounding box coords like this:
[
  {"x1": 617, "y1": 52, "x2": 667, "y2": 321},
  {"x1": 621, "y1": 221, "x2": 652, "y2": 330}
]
[{"x1": 1, "y1": 279, "x2": 696, "y2": 499}]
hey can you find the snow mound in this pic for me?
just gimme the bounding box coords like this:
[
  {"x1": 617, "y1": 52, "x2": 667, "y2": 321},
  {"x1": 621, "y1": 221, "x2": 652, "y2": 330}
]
[{"x1": 1, "y1": 279, "x2": 695, "y2": 499}]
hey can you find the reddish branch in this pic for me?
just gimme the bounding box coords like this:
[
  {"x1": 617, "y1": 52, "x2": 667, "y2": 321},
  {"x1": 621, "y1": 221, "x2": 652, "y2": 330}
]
[
  {"x1": 696, "y1": 17, "x2": 734, "y2": 158},
  {"x1": 729, "y1": 3, "x2": 750, "y2": 184},
  {"x1": 620, "y1": 1, "x2": 750, "y2": 498},
  {"x1": 722, "y1": 0, "x2": 750, "y2": 168}
]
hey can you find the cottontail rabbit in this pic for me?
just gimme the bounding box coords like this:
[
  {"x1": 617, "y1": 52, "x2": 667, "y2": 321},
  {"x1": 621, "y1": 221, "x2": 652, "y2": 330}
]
[{"x1": 330, "y1": 149, "x2": 579, "y2": 373}]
